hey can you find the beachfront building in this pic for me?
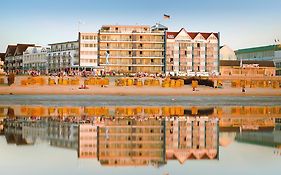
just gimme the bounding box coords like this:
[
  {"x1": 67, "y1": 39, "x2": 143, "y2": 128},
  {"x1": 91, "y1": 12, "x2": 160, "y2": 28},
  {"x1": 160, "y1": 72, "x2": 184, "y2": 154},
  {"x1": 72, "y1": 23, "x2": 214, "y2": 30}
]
[
  {"x1": 4, "y1": 44, "x2": 35, "y2": 74},
  {"x1": 98, "y1": 24, "x2": 167, "y2": 74},
  {"x1": 220, "y1": 45, "x2": 237, "y2": 61},
  {"x1": 22, "y1": 46, "x2": 49, "y2": 74},
  {"x1": 166, "y1": 28, "x2": 220, "y2": 76},
  {"x1": 78, "y1": 33, "x2": 101, "y2": 72},
  {"x1": 219, "y1": 60, "x2": 276, "y2": 76},
  {"x1": 0, "y1": 53, "x2": 5, "y2": 74},
  {"x1": 235, "y1": 44, "x2": 281, "y2": 75},
  {"x1": 98, "y1": 118, "x2": 166, "y2": 166},
  {"x1": 47, "y1": 41, "x2": 79, "y2": 73},
  {"x1": 165, "y1": 117, "x2": 219, "y2": 163}
]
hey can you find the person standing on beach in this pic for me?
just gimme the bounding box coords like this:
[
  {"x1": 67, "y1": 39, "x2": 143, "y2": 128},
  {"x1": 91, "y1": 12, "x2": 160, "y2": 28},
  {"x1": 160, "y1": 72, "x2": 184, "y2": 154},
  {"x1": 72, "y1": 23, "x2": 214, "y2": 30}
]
[{"x1": 242, "y1": 86, "x2": 246, "y2": 93}]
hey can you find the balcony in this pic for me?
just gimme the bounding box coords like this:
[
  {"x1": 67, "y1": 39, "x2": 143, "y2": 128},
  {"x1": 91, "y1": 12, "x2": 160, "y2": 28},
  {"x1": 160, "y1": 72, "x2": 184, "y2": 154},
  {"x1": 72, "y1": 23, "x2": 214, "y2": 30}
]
[
  {"x1": 99, "y1": 55, "x2": 164, "y2": 59},
  {"x1": 99, "y1": 39, "x2": 164, "y2": 43},
  {"x1": 99, "y1": 46, "x2": 164, "y2": 51}
]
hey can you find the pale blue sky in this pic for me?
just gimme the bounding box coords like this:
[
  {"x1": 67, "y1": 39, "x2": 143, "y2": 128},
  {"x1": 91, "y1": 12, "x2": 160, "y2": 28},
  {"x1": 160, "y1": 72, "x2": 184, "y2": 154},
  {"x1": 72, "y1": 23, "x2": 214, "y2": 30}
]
[{"x1": 0, "y1": 0, "x2": 281, "y2": 52}]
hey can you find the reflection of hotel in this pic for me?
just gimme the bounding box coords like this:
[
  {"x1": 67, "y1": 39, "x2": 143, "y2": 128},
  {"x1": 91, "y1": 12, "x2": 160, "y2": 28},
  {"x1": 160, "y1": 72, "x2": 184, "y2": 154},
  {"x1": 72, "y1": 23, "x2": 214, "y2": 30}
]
[
  {"x1": 2, "y1": 115, "x2": 219, "y2": 167},
  {"x1": 166, "y1": 117, "x2": 218, "y2": 163},
  {"x1": 98, "y1": 118, "x2": 166, "y2": 166},
  {"x1": 78, "y1": 124, "x2": 99, "y2": 158}
]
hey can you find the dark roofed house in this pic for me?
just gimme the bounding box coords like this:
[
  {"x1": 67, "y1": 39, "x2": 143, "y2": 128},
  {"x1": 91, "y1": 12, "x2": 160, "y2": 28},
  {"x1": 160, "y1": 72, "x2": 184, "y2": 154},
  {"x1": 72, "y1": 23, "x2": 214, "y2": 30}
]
[
  {"x1": 0, "y1": 53, "x2": 5, "y2": 61},
  {"x1": 4, "y1": 44, "x2": 35, "y2": 73}
]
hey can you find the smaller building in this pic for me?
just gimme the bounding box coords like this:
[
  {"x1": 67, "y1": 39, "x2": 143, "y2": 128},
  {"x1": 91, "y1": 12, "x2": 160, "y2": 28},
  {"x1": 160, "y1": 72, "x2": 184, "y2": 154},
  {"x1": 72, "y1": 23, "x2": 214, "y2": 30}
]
[
  {"x1": 48, "y1": 41, "x2": 79, "y2": 73},
  {"x1": 78, "y1": 32, "x2": 99, "y2": 69},
  {"x1": 4, "y1": 44, "x2": 35, "y2": 74},
  {"x1": 220, "y1": 45, "x2": 237, "y2": 61},
  {"x1": 220, "y1": 60, "x2": 276, "y2": 76},
  {"x1": 235, "y1": 44, "x2": 281, "y2": 75},
  {"x1": 23, "y1": 46, "x2": 49, "y2": 74}
]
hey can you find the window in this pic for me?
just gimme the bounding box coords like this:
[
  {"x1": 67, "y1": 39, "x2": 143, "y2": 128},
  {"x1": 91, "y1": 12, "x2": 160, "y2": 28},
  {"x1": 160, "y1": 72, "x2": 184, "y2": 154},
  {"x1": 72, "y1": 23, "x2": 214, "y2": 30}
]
[
  {"x1": 140, "y1": 36, "x2": 143, "y2": 39},
  {"x1": 115, "y1": 27, "x2": 118, "y2": 30},
  {"x1": 197, "y1": 43, "x2": 200, "y2": 47},
  {"x1": 140, "y1": 51, "x2": 143, "y2": 55},
  {"x1": 170, "y1": 58, "x2": 173, "y2": 62},
  {"x1": 151, "y1": 59, "x2": 154, "y2": 63},
  {"x1": 129, "y1": 51, "x2": 131, "y2": 55},
  {"x1": 185, "y1": 51, "x2": 187, "y2": 55}
]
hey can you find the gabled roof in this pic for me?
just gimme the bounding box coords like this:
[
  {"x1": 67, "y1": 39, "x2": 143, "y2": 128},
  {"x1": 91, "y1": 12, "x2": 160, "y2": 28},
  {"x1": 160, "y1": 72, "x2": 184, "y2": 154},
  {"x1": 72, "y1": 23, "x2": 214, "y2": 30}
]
[
  {"x1": 201, "y1": 32, "x2": 212, "y2": 39},
  {"x1": 14, "y1": 44, "x2": 35, "y2": 56},
  {"x1": 166, "y1": 28, "x2": 219, "y2": 40},
  {"x1": 187, "y1": 32, "x2": 199, "y2": 39},
  {"x1": 5, "y1": 45, "x2": 17, "y2": 57},
  {"x1": 166, "y1": 32, "x2": 179, "y2": 39}
]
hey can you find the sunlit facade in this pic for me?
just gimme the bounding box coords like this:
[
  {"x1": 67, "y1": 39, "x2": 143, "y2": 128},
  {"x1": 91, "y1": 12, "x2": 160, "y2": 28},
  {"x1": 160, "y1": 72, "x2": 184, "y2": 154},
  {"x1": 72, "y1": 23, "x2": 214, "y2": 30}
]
[
  {"x1": 78, "y1": 33, "x2": 99, "y2": 68},
  {"x1": 98, "y1": 25, "x2": 166, "y2": 73},
  {"x1": 166, "y1": 28, "x2": 219, "y2": 76}
]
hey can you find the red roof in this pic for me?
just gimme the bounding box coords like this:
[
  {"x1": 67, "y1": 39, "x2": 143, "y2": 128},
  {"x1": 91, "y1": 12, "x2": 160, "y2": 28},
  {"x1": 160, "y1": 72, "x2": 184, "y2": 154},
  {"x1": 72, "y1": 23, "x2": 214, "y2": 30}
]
[
  {"x1": 187, "y1": 32, "x2": 199, "y2": 39},
  {"x1": 166, "y1": 32, "x2": 178, "y2": 39},
  {"x1": 166, "y1": 28, "x2": 219, "y2": 40}
]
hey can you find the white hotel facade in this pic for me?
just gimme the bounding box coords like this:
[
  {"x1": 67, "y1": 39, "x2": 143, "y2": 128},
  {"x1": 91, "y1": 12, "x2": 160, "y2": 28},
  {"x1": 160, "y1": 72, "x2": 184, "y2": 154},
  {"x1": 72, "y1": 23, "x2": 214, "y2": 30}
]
[{"x1": 23, "y1": 46, "x2": 49, "y2": 74}]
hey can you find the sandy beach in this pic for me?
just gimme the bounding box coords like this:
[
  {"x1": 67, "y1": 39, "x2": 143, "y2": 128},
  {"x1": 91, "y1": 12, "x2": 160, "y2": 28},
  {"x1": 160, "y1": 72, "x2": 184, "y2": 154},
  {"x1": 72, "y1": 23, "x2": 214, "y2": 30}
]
[
  {"x1": 0, "y1": 75, "x2": 280, "y2": 96},
  {"x1": 0, "y1": 84, "x2": 280, "y2": 96}
]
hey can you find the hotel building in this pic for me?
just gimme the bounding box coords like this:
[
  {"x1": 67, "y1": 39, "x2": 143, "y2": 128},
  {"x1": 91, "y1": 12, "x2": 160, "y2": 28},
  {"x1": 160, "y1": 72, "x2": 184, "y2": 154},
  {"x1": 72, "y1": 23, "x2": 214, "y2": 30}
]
[
  {"x1": 166, "y1": 28, "x2": 219, "y2": 76},
  {"x1": 98, "y1": 24, "x2": 167, "y2": 73},
  {"x1": 78, "y1": 32, "x2": 100, "y2": 69},
  {"x1": 22, "y1": 46, "x2": 49, "y2": 74},
  {"x1": 47, "y1": 41, "x2": 79, "y2": 73},
  {"x1": 235, "y1": 44, "x2": 281, "y2": 75}
]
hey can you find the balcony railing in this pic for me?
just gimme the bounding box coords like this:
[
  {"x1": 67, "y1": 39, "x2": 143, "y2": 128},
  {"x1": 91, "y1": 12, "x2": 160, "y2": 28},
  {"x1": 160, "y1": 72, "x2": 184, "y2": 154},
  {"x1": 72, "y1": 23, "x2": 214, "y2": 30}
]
[
  {"x1": 99, "y1": 46, "x2": 164, "y2": 50},
  {"x1": 99, "y1": 39, "x2": 164, "y2": 42}
]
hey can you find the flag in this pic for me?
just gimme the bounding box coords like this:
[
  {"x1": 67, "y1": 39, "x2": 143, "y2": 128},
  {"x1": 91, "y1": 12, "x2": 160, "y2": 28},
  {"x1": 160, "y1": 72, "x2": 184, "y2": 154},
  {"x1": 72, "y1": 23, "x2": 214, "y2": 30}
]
[{"x1": 164, "y1": 14, "x2": 170, "y2": 20}]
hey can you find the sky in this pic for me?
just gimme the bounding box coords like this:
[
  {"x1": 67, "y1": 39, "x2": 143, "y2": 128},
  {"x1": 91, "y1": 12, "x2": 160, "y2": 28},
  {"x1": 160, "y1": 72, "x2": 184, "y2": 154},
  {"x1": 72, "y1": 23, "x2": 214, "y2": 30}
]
[{"x1": 0, "y1": 0, "x2": 281, "y2": 52}]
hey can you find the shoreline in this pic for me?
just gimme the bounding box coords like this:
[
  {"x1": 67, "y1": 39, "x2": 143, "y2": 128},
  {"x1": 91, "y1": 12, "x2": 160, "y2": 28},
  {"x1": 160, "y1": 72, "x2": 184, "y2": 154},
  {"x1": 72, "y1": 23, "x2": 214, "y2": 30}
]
[{"x1": 0, "y1": 85, "x2": 280, "y2": 96}]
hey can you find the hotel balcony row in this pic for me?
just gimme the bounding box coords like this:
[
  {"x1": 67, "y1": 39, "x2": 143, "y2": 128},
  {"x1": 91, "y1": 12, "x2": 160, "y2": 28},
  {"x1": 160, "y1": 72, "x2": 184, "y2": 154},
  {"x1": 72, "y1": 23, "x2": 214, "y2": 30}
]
[
  {"x1": 99, "y1": 53, "x2": 164, "y2": 58},
  {"x1": 99, "y1": 47, "x2": 164, "y2": 51},
  {"x1": 99, "y1": 39, "x2": 164, "y2": 43},
  {"x1": 99, "y1": 63, "x2": 164, "y2": 67},
  {"x1": 99, "y1": 29, "x2": 164, "y2": 35}
]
